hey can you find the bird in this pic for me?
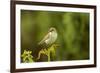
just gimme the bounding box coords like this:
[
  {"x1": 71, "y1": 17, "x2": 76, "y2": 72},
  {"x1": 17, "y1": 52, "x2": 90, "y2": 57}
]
[
  {"x1": 38, "y1": 27, "x2": 58, "y2": 46},
  {"x1": 32, "y1": 27, "x2": 58, "y2": 61}
]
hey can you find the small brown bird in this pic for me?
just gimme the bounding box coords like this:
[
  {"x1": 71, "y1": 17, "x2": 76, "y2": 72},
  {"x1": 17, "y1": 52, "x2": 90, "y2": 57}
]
[
  {"x1": 32, "y1": 27, "x2": 57, "y2": 61},
  {"x1": 38, "y1": 27, "x2": 57, "y2": 46}
]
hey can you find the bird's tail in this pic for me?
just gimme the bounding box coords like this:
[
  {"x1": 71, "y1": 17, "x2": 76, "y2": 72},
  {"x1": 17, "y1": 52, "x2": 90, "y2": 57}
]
[{"x1": 32, "y1": 42, "x2": 47, "y2": 61}]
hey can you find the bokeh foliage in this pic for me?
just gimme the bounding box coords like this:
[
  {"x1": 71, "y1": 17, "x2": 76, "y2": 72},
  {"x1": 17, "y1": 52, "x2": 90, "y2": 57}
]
[{"x1": 21, "y1": 10, "x2": 89, "y2": 62}]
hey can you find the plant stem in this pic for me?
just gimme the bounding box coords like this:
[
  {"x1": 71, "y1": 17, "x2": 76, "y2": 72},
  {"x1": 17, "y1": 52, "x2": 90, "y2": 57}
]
[{"x1": 48, "y1": 50, "x2": 50, "y2": 62}]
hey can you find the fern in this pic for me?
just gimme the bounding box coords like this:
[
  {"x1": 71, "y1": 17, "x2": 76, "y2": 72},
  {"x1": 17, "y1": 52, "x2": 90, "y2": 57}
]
[
  {"x1": 21, "y1": 50, "x2": 34, "y2": 63},
  {"x1": 37, "y1": 44, "x2": 58, "y2": 61},
  {"x1": 21, "y1": 44, "x2": 58, "y2": 62}
]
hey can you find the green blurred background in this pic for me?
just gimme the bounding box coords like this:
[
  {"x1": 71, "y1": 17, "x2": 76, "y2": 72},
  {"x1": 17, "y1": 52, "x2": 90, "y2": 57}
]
[{"x1": 21, "y1": 10, "x2": 89, "y2": 61}]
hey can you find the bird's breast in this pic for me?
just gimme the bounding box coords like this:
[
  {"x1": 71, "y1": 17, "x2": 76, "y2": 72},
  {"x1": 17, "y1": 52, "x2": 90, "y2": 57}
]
[{"x1": 45, "y1": 31, "x2": 57, "y2": 45}]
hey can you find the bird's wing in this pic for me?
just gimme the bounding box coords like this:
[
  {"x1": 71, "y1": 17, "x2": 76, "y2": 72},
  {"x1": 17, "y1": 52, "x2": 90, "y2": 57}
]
[{"x1": 38, "y1": 33, "x2": 50, "y2": 45}]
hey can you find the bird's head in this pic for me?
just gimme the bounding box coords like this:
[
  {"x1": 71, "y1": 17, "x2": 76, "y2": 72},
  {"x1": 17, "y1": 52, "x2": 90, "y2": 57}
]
[{"x1": 48, "y1": 27, "x2": 57, "y2": 33}]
